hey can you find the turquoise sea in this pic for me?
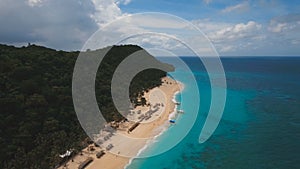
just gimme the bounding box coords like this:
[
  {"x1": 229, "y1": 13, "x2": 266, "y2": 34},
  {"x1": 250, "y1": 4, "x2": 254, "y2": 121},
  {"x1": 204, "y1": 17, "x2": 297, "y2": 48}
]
[{"x1": 127, "y1": 57, "x2": 300, "y2": 169}]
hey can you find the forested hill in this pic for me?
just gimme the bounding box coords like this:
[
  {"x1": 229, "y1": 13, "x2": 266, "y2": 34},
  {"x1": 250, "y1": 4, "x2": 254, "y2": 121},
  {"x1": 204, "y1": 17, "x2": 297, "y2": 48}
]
[{"x1": 0, "y1": 44, "x2": 174, "y2": 168}]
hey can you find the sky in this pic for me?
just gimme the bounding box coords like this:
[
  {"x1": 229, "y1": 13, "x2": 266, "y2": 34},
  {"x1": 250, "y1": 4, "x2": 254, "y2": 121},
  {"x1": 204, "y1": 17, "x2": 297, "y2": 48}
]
[{"x1": 0, "y1": 0, "x2": 299, "y2": 56}]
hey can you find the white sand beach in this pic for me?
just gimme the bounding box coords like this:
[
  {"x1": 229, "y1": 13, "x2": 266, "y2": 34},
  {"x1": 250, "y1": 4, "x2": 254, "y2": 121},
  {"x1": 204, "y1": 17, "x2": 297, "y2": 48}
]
[{"x1": 59, "y1": 77, "x2": 182, "y2": 169}]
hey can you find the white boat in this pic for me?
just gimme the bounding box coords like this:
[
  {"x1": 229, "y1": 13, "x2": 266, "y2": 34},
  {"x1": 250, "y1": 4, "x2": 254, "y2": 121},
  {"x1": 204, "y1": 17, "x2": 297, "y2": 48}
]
[{"x1": 177, "y1": 109, "x2": 184, "y2": 113}]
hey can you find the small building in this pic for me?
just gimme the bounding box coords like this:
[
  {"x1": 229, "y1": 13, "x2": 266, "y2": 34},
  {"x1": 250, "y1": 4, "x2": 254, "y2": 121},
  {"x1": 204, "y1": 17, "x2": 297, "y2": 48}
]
[
  {"x1": 78, "y1": 157, "x2": 93, "y2": 169},
  {"x1": 128, "y1": 122, "x2": 140, "y2": 132},
  {"x1": 106, "y1": 144, "x2": 114, "y2": 151},
  {"x1": 95, "y1": 140, "x2": 103, "y2": 146},
  {"x1": 96, "y1": 151, "x2": 105, "y2": 158}
]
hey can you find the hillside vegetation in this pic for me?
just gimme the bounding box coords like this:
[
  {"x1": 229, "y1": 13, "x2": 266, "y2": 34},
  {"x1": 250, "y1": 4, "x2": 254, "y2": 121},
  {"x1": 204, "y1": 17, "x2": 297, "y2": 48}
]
[{"x1": 0, "y1": 44, "x2": 174, "y2": 168}]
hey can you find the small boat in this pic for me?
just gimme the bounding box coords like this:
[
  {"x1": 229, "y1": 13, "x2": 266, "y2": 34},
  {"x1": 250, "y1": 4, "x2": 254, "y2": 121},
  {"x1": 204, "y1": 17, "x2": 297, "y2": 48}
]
[
  {"x1": 177, "y1": 110, "x2": 184, "y2": 113},
  {"x1": 175, "y1": 102, "x2": 180, "y2": 105},
  {"x1": 169, "y1": 119, "x2": 176, "y2": 123}
]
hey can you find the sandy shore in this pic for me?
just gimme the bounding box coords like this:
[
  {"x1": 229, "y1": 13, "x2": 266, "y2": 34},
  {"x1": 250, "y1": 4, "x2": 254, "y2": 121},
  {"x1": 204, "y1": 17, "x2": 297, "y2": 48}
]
[{"x1": 60, "y1": 77, "x2": 181, "y2": 169}]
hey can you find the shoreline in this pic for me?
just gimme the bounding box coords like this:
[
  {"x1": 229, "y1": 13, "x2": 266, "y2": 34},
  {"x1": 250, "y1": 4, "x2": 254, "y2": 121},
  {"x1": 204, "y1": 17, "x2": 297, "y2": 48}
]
[
  {"x1": 60, "y1": 76, "x2": 182, "y2": 169},
  {"x1": 125, "y1": 87, "x2": 182, "y2": 169}
]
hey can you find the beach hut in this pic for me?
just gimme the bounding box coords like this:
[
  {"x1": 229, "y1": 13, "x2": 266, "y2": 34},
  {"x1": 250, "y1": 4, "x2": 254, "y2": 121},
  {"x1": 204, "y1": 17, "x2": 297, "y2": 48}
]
[
  {"x1": 128, "y1": 122, "x2": 140, "y2": 132},
  {"x1": 138, "y1": 114, "x2": 145, "y2": 120},
  {"x1": 95, "y1": 139, "x2": 103, "y2": 145},
  {"x1": 88, "y1": 145, "x2": 95, "y2": 151},
  {"x1": 78, "y1": 157, "x2": 93, "y2": 169},
  {"x1": 106, "y1": 144, "x2": 114, "y2": 151},
  {"x1": 152, "y1": 107, "x2": 159, "y2": 112},
  {"x1": 96, "y1": 151, "x2": 105, "y2": 158}
]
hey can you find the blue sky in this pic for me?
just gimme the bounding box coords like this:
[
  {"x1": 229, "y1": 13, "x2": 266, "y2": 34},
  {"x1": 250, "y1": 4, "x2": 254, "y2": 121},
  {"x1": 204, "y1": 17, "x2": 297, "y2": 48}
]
[
  {"x1": 0, "y1": 0, "x2": 299, "y2": 56},
  {"x1": 120, "y1": 0, "x2": 299, "y2": 21}
]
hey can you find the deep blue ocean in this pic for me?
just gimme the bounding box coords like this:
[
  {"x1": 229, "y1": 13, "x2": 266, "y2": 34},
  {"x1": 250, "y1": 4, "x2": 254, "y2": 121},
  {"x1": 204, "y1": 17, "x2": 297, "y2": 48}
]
[{"x1": 127, "y1": 57, "x2": 300, "y2": 169}]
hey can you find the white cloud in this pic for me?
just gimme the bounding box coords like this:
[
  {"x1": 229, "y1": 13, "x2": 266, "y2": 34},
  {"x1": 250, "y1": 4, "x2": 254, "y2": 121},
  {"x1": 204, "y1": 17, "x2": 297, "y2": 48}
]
[
  {"x1": 251, "y1": 35, "x2": 266, "y2": 41},
  {"x1": 27, "y1": 0, "x2": 43, "y2": 7},
  {"x1": 128, "y1": 14, "x2": 191, "y2": 29},
  {"x1": 268, "y1": 15, "x2": 300, "y2": 33},
  {"x1": 209, "y1": 21, "x2": 262, "y2": 42},
  {"x1": 268, "y1": 22, "x2": 287, "y2": 33},
  {"x1": 84, "y1": 13, "x2": 219, "y2": 56},
  {"x1": 121, "y1": 34, "x2": 184, "y2": 51},
  {"x1": 192, "y1": 19, "x2": 232, "y2": 33},
  {"x1": 192, "y1": 14, "x2": 300, "y2": 56},
  {"x1": 90, "y1": 0, "x2": 133, "y2": 27},
  {"x1": 0, "y1": 0, "x2": 98, "y2": 50},
  {"x1": 191, "y1": 19, "x2": 265, "y2": 54},
  {"x1": 203, "y1": 0, "x2": 212, "y2": 5},
  {"x1": 0, "y1": 0, "x2": 135, "y2": 50},
  {"x1": 116, "y1": 0, "x2": 132, "y2": 5},
  {"x1": 219, "y1": 45, "x2": 236, "y2": 52},
  {"x1": 291, "y1": 40, "x2": 299, "y2": 45},
  {"x1": 2, "y1": 1, "x2": 300, "y2": 56},
  {"x1": 90, "y1": 0, "x2": 125, "y2": 27},
  {"x1": 221, "y1": 2, "x2": 249, "y2": 13}
]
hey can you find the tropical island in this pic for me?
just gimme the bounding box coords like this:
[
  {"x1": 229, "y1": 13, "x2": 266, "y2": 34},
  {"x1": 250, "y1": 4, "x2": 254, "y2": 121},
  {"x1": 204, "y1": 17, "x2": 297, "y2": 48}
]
[{"x1": 0, "y1": 44, "x2": 181, "y2": 169}]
